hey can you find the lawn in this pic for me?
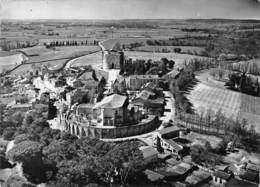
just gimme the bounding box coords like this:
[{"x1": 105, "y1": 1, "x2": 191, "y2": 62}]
[{"x1": 186, "y1": 70, "x2": 260, "y2": 133}]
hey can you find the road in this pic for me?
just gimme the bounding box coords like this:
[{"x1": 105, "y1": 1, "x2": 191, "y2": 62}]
[{"x1": 160, "y1": 91, "x2": 175, "y2": 129}]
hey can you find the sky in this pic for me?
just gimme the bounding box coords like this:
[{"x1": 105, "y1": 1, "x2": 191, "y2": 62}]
[{"x1": 1, "y1": 0, "x2": 260, "y2": 20}]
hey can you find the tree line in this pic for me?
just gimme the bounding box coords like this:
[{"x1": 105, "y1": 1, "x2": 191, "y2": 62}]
[
  {"x1": 1, "y1": 40, "x2": 38, "y2": 51},
  {"x1": 43, "y1": 40, "x2": 99, "y2": 48},
  {"x1": 120, "y1": 58, "x2": 175, "y2": 76}
]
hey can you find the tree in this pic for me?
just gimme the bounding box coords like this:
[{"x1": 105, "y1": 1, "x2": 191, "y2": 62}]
[
  {"x1": 156, "y1": 136, "x2": 164, "y2": 153},
  {"x1": 7, "y1": 141, "x2": 48, "y2": 183},
  {"x1": 99, "y1": 141, "x2": 144, "y2": 186}
]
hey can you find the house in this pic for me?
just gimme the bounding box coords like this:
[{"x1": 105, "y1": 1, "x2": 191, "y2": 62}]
[
  {"x1": 76, "y1": 104, "x2": 94, "y2": 117},
  {"x1": 93, "y1": 94, "x2": 127, "y2": 127},
  {"x1": 163, "y1": 69, "x2": 180, "y2": 80},
  {"x1": 158, "y1": 126, "x2": 183, "y2": 139},
  {"x1": 11, "y1": 103, "x2": 32, "y2": 112},
  {"x1": 212, "y1": 170, "x2": 232, "y2": 186},
  {"x1": 226, "y1": 178, "x2": 258, "y2": 187},
  {"x1": 156, "y1": 162, "x2": 194, "y2": 181},
  {"x1": 125, "y1": 75, "x2": 164, "y2": 90},
  {"x1": 131, "y1": 89, "x2": 165, "y2": 116},
  {"x1": 139, "y1": 146, "x2": 158, "y2": 165},
  {"x1": 154, "y1": 126, "x2": 187, "y2": 156},
  {"x1": 143, "y1": 169, "x2": 165, "y2": 182},
  {"x1": 239, "y1": 170, "x2": 259, "y2": 184},
  {"x1": 246, "y1": 162, "x2": 260, "y2": 173},
  {"x1": 185, "y1": 169, "x2": 212, "y2": 186},
  {"x1": 166, "y1": 158, "x2": 180, "y2": 167}
]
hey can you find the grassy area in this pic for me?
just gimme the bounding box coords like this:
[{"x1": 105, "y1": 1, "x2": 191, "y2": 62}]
[
  {"x1": 186, "y1": 70, "x2": 260, "y2": 133},
  {"x1": 70, "y1": 51, "x2": 103, "y2": 68},
  {"x1": 9, "y1": 46, "x2": 100, "y2": 75},
  {"x1": 10, "y1": 59, "x2": 68, "y2": 75},
  {"x1": 124, "y1": 51, "x2": 208, "y2": 68},
  {"x1": 133, "y1": 45, "x2": 205, "y2": 54}
]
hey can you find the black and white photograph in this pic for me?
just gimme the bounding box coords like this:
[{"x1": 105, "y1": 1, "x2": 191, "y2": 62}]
[{"x1": 0, "y1": 0, "x2": 260, "y2": 186}]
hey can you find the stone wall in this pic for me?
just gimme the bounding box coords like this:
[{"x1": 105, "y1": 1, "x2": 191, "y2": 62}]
[{"x1": 67, "y1": 115, "x2": 160, "y2": 139}]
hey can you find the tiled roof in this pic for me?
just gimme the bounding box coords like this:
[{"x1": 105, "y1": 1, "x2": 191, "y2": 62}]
[
  {"x1": 93, "y1": 94, "x2": 127, "y2": 109},
  {"x1": 143, "y1": 169, "x2": 165, "y2": 182},
  {"x1": 165, "y1": 139, "x2": 183, "y2": 151},
  {"x1": 213, "y1": 170, "x2": 231, "y2": 180},
  {"x1": 139, "y1": 146, "x2": 158, "y2": 159}
]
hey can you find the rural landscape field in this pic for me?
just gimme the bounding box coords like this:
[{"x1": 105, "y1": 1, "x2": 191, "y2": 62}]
[{"x1": 1, "y1": 16, "x2": 260, "y2": 187}]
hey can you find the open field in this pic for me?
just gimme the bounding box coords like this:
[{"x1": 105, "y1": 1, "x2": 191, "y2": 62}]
[
  {"x1": 132, "y1": 45, "x2": 205, "y2": 54},
  {"x1": 186, "y1": 70, "x2": 260, "y2": 133},
  {"x1": 69, "y1": 51, "x2": 103, "y2": 68},
  {"x1": 125, "y1": 51, "x2": 208, "y2": 68},
  {"x1": 23, "y1": 45, "x2": 100, "y2": 63},
  {"x1": 10, "y1": 59, "x2": 68, "y2": 75},
  {"x1": 8, "y1": 46, "x2": 100, "y2": 75},
  {"x1": 0, "y1": 51, "x2": 27, "y2": 74}
]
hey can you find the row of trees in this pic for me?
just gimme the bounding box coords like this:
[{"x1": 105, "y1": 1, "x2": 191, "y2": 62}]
[
  {"x1": 1, "y1": 40, "x2": 38, "y2": 51},
  {"x1": 43, "y1": 40, "x2": 99, "y2": 48},
  {"x1": 120, "y1": 58, "x2": 175, "y2": 76},
  {"x1": 147, "y1": 36, "x2": 211, "y2": 47},
  {"x1": 177, "y1": 109, "x2": 260, "y2": 153}
]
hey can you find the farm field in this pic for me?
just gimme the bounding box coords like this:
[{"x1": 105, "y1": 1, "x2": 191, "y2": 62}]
[
  {"x1": 100, "y1": 38, "x2": 151, "y2": 50},
  {"x1": 186, "y1": 71, "x2": 260, "y2": 133},
  {"x1": 9, "y1": 46, "x2": 100, "y2": 75},
  {"x1": 70, "y1": 51, "x2": 103, "y2": 68},
  {"x1": 0, "y1": 51, "x2": 27, "y2": 74},
  {"x1": 124, "y1": 51, "x2": 208, "y2": 68},
  {"x1": 132, "y1": 45, "x2": 205, "y2": 54},
  {"x1": 10, "y1": 59, "x2": 68, "y2": 75},
  {"x1": 23, "y1": 45, "x2": 100, "y2": 63}
]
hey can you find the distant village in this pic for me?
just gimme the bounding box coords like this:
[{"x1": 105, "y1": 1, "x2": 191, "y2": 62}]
[{"x1": 0, "y1": 42, "x2": 259, "y2": 187}]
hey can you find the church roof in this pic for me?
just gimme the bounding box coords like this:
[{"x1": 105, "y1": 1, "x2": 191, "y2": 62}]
[{"x1": 93, "y1": 94, "x2": 127, "y2": 109}]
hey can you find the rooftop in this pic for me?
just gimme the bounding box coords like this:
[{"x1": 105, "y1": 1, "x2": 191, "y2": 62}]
[
  {"x1": 128, "y1": 75, "x2": 160, "y2": 80},
  {"x1": 158, "y1": 126, "x2": 181, "y2": 136},
  {"x1": 213, "y1": 170, "x2": 231, "y2": 180},
  {"x1": 143, "y1": 169, "x2": 164, "y2": 182},
  {"x1": 226, "y1": 178, "x2": 258, "y2": 187},
  {"x1": 164, "y1": 139, "x2": 183, "y2": 152},
  {"x1": 139, "y1": 146, "x2": 158, "y2": 159},
  {"x1": 185, "y1": 170, "x2": 211, "y2": 185},
  {"x1": 93, "y1": 94, "x2": 127, "y2": 109}
]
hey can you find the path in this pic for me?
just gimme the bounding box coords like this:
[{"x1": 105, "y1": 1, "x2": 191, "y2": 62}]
[{"x1": 159, "y1": 91, "x2": 175, "y2": 129}]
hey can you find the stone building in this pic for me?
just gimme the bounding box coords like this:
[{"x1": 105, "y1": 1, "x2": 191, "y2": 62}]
[{"x1": 93, "y1": 94, "x2": 127, "y2": 127}]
